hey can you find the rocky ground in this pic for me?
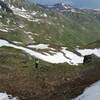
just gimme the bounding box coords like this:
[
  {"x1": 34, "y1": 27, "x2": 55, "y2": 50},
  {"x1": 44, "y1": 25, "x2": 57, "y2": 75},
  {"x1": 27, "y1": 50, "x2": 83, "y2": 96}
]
[{"x1": 0, "y1": 47, "x2": 100, "y2": 100}]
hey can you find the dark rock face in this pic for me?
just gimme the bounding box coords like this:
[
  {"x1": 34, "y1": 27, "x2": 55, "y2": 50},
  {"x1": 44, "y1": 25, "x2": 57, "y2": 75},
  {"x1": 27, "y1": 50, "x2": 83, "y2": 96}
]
[
  {"x1": 0, "y1": 0, "x2": 12, "y2": 13},
  {"x1": 83, "y1": 54, "x2": 97, "y2": 64},
  {"x1": 83, "y1": 55, "x2": 92, "y2": 64}
]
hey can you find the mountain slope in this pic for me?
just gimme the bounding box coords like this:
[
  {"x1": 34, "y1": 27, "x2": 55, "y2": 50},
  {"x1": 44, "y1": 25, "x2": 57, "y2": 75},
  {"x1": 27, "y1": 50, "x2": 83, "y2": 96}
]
[
  {"x1": 0, "y1": 1, "x2": 100, "y2": 48},
  {"x1": 0, "y1": 1, "x2": 100, "y2": 100}
]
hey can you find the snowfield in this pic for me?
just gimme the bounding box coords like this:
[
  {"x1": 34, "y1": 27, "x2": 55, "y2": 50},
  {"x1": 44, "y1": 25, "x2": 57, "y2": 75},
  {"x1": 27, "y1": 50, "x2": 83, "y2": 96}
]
[
  {"x1": 9, "y1": 5, "x2": 41, "y2": 22},
  {"x1": 0, "y1": 39, "x2": 100, "y2": 65},
  {"x1": 73, "y1": 81, "x2": 100, "y2": 100},
  {"x1": 27, "y1": 44, "x2": 49, "y2": 49},
  {"x1": 0, "y1": 92, "x2": 18, "y2": 100},
  {"x1": 77, "y1": 48, "x2": 100, "y2": 57},
  {"x1": 0, "y1": 39, "x2": 83, "y2": 65},
  {"x1": 62, "y1": 48, "x2": 83, "y2": 65}
]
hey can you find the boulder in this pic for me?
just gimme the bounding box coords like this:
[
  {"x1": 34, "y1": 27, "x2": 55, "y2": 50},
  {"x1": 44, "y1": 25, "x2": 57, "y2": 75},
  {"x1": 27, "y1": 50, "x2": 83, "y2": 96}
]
[{"x1": 83, "y1": 54, "x2": 98, "y2": 64}]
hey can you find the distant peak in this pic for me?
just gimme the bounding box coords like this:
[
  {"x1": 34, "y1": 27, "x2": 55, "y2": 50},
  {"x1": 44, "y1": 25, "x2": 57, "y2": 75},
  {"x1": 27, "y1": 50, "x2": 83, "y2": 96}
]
[{"x1": 0, "y1": 0, "x2": 12, "y2": 13}]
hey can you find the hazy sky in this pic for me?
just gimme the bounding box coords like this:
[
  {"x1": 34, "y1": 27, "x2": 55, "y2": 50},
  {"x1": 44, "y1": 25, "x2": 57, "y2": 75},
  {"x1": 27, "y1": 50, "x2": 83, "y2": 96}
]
[{"x1": 33, "y1": 0, "x2": 100, "y2": 8}]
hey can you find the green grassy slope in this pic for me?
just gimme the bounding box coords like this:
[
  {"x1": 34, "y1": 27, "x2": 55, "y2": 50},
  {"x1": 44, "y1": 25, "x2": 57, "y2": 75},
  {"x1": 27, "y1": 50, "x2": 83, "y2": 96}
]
[{"x1": 0, "y1": 6, "x2": 100, "y2": 48}]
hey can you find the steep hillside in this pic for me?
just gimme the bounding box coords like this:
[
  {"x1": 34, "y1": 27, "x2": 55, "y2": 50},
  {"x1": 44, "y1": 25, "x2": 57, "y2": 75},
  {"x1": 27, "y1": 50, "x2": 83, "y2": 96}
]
[{"x1": 0, "y1": 1, "x2": 100, "y2": 48}]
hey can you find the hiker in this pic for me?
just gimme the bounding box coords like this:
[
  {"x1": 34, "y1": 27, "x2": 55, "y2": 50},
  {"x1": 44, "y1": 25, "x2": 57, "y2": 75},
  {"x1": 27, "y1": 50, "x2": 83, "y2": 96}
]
[{"x1": 35, "y1": 58, "x2": 39, "y2": 68}]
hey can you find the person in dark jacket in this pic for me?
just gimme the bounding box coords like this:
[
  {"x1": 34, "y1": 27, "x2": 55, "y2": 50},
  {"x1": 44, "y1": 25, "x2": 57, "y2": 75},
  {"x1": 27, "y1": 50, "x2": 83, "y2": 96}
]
[{"x1": 35, "y1": 58, "x2": 39, "y2": 68}]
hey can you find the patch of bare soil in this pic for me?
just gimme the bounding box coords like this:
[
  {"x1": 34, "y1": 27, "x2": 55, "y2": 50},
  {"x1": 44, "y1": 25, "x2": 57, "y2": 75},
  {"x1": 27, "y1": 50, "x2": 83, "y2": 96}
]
[{"x1": 0, "y1": 64, "x2": 99, "y2": 100}]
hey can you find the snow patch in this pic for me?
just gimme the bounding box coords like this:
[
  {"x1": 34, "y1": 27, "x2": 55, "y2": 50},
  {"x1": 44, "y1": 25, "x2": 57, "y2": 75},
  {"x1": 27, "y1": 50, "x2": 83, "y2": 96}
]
[
  {"x1": 27, "y1": 44, "x2": 49, "y2": 49},
  {"x1": 13, "y1": 41, "x2": 23, "y2": 45},
  {"x1": 71, "y1": 9, "x2": 77, "y2": 13},
  {"x1": 73, "y1": 81, "x2": 100, "y2": 100},
  {"x1": 10, "y1": 5, "x2": 40, "y2": 22},
  {"x1": 24, "y1": 31, "x2": 33, "y2": 35},
  {"x1": 0, "y1": 39, "x2": 100, "y2": 65},
  {"x1": 0, "y1": 39, "x2": 68, "y2": 64},
  {"x1": 0, "y1": 28, "x2": 8, "y2": 32},
  {"x1": 77, "y1": 48, "x2": 100, "y2": 57},
  {"x1": 28, "y1": 35, "x2": 34, "y2": 40},
  {"x1": 0, "y1": 15, "x2": 2, "y2": 18},
  {"x1": 62, "y1": 48, "x2": 83, "y2": 65},
  {"x1": 41, "y1": 13, "x2": 48, "y2": 17},
  {"x1": 19, "y1": 24, "x2": 24, "y2": 28},
  {"x1": 7, "y1": 18, "x2": 10, "y2": 24},
  {"x1": 0, "y1": 92, "x2": 18, "y2": 100}
]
